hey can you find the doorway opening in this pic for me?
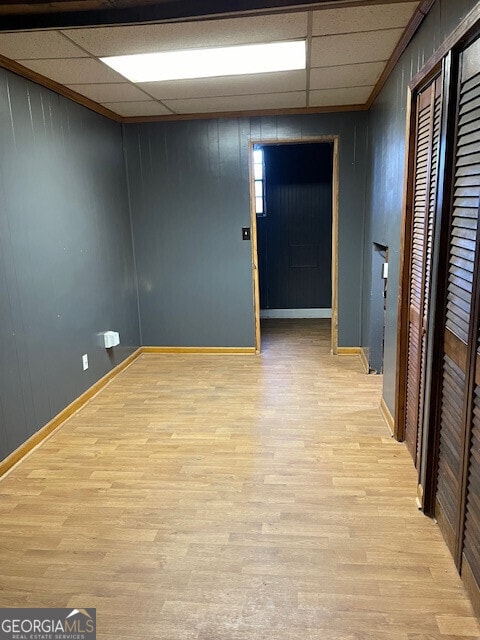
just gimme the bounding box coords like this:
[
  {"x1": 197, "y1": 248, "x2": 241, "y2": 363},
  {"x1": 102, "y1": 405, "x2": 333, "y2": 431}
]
[{"x1": 249, "y1": 138, "x2": 339, "y2": 353}]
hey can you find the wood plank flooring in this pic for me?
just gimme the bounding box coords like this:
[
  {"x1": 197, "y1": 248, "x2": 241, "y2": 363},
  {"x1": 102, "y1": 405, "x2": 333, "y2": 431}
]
[{"x1": 0, "y1": 319, "x2": 479, "y2": 639}]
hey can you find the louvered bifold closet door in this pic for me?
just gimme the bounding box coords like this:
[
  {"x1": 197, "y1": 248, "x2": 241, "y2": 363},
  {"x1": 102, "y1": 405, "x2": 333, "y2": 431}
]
[
  {"x1": 459, "y1": 37, "x2": 480, "y2": 606},
  {"x1": 463, "y1": 324, "x2": 480, "y2": 600},
  {"x1": 435, "y1": 36, "x2": 480, "y2": 560},
  {"x1": 405, "y1": 76, "x2": 442, "y2": 466}
]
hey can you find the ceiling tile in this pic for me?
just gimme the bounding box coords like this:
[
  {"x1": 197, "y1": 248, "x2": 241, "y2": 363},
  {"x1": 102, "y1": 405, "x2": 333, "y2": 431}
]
[
  {"x1": 309, "y1": 86, "x2": 373, "y2": 107},
  {"x1": 61, "y1": 13, "x2": 308, "y2": 57},
  {"x1": 310, "y1": 61, "x2": 384, "y2": 90},
  {"x1": 312, "y1": 2, "x2": 419, "y2": 35},
  {"x1": 102, "y1": 101, "x2": 172, "y2": 116},
  {"x1": 164, "y1": 91, "x2": 306, "y2": 114},
  {"x1": 0, "y1": 30, "x2": 86, "y2": 59},
  {"x1": 67, "y1": 83, "x2": 151, "y2": 102},
  {"x1": 139, "y1": 70, "x2": 306, "y2": 101},
  {"x1": 310, "y1": 29, "x2": 404, "y2": 67},
  {"x1": 17, "y1": 58, "x2": 126, "y2": 84}
]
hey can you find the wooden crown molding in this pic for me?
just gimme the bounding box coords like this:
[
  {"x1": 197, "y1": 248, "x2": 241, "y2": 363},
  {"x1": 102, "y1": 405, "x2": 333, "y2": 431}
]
[
  {"x1": 121, "y1": 103, "x2": 367, "y2": 124},
  {"x1": 0, "y1": 54, "x2": 122, "y2": 122},
  {"x1": 366, "y1": 0, "x2": 436, "y2": 109}
]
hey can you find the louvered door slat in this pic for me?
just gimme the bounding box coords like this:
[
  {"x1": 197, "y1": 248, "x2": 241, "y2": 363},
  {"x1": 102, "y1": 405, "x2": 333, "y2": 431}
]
[{"x1": 437, "y1": 353, "x2": 466, "y2": 552}]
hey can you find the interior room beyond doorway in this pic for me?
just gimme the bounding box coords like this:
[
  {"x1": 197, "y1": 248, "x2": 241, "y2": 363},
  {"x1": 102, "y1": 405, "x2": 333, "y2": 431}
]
[{"x1": 255, "y1": 142, "x2": 334, "y2": 326}]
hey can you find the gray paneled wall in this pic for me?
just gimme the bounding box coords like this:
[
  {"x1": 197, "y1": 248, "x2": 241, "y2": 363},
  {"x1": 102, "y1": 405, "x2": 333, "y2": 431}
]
[
  {"x1": 0, "y1": 68, "x2": 140, "y2": 459},
  {"x1": 362, "y1": 0, "x2": 479, "y2": 412},
  {"x1": 124, "y1": 112, "x2": 368, "y2": 348}
]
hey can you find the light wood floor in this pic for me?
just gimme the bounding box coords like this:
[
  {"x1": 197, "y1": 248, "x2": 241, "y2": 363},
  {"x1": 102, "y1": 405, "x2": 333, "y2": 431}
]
[{"x1": 0, "y1": 319, "x2": 479, "y2": 639}]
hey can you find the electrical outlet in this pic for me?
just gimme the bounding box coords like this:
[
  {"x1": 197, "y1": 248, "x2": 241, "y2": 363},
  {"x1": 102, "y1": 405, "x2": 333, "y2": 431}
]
[{"x1": 82, "y1": 354, "x2": 88, "y2": 371}]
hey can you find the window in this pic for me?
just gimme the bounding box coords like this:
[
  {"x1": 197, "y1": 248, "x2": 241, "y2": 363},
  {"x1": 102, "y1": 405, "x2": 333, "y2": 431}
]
[{"x1": 253, "y1": 147, "x2": 266, "y2": 216}]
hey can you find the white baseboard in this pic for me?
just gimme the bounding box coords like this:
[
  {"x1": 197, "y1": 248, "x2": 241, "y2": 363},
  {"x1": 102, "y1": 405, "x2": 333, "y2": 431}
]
[{"x1": 260, "y1": 308, "x2": 332, "y2": 319}]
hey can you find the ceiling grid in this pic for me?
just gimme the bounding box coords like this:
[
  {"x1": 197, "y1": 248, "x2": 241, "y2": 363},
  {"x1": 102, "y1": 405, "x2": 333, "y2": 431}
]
[{"x1": 0, "y1": 1, "x2": 423, "y2": 120}]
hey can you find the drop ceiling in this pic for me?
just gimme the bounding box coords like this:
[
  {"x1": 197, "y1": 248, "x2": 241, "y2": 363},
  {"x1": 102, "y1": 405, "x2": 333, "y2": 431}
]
[{"x1": 0, "y1": 1, "x2": 423, "y2": 121}]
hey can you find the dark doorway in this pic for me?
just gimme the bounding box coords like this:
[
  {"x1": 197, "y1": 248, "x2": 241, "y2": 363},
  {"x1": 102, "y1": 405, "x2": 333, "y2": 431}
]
[{"x1": 256, "y1": 143, "x2": 333, "y2": 318}]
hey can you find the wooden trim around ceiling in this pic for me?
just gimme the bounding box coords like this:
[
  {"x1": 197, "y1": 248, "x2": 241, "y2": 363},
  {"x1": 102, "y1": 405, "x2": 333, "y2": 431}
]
[
  {"x1": 0, "y1": 54, "x2": 122, "y2": 122},
  {"x1": 366, "y1": 0, "x2": 436, "y2": 110},
  {"x1": 121, "y1": 104, "x2": 366, "y2": 123},
  {"x1": 410, "y1": 1, "x2": 480, "y2": 91}
]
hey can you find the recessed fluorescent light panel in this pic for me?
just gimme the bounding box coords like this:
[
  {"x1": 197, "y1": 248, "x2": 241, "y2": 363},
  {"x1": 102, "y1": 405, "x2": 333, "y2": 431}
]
[{"x1": 100, "y1": 40, "x2": 306, "y2": 83}]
